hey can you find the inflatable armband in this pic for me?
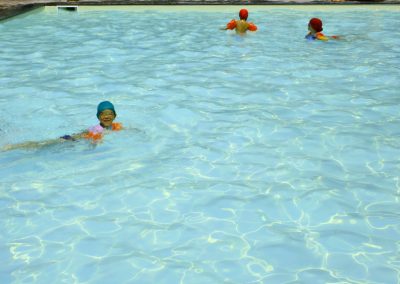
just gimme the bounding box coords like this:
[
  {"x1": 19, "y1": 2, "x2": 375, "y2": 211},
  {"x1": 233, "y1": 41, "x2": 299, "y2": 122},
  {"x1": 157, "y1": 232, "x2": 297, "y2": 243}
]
[
  {"x1": 112, "y1": 122, "x2": 122, "y2": 131},
  {"x1": 248, "y1": 23, "x2": 257, "y2": 32},
  {"x1": 84, "y1": 122, "x2": 122, "y2": 141},
  {"x1": 84, "y1": 132, "x2": 103, "y2": 141},
  {"x1": 226, "y1": 19, "x2": 237, "y2": 30},
  {"x1": 84, "y1": 124, "x2": 104, "y2": 141},
  {"x1": 316, "y1": 32, "x2": 328, "y2": 41}
]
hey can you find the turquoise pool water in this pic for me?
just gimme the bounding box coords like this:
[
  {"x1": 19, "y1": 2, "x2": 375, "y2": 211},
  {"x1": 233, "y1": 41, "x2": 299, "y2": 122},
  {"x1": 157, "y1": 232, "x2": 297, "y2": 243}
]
[{"x1": 0, "y1": 5, "x2": 399, "y2": 283}]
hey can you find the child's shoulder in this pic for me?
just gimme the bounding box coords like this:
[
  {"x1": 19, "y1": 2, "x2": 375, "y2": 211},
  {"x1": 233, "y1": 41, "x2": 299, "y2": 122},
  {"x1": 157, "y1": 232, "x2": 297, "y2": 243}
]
[{"x1": 88, "y1": 124, "x2": 104, "y2": 133}]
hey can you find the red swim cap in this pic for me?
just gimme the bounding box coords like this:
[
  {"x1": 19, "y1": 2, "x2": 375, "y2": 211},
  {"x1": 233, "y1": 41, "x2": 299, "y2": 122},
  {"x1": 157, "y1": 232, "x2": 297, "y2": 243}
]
[
  {"x1": 309, "y1": 18, "x2": 323, "y2": 32},
  {"x1": 239, "y1": 9, "x2": 248, "y2": 20}
]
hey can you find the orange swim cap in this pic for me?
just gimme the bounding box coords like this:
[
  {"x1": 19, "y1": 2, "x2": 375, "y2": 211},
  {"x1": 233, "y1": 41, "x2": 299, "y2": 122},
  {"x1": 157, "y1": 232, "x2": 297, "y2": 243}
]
[
  {"x1": 309, "y1": 18, "x2": 323, "y2": 32},
  {"x1": 239, "y1": 9, "x2": 248, "y2": 20}
]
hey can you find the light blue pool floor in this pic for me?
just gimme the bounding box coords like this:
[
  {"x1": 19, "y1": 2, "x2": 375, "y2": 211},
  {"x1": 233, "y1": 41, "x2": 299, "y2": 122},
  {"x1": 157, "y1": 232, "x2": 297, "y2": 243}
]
[{"x1": 0, "y1": 6, "x2": 399, "y2": 284}]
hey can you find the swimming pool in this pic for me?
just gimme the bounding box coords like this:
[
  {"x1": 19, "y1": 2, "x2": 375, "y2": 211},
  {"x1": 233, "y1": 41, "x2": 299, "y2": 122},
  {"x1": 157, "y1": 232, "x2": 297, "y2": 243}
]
[{"x1": 1, "y1": 5, "x2": 399, "y2": 283}]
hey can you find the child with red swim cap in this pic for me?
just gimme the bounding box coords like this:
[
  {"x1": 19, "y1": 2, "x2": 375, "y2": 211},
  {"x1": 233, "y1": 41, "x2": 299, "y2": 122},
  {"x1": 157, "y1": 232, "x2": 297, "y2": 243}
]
[
  {"x1": 223, "y1": 9, "x2": 257, "y2": 34},
  {"x1": 305, "y1": 18, "x2": 339, "y2": 41}
]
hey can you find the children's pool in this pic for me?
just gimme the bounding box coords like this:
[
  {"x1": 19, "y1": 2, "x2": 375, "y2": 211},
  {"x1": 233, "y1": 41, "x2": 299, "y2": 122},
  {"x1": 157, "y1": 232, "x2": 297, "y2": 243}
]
[{"x1": 0, "y1": 5, "x2": 399, "y2": 283}]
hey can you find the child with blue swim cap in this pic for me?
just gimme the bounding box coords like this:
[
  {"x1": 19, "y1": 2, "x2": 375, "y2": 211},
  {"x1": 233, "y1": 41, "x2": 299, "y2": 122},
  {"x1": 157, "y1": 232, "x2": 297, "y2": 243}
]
[
  {"x1": 83, "y1": 101, "x2": 122, "y2": 141},
  {"x1": 61, "y1": 100, "x2": 122, "y2": 141},
  {"x1": 2, "y1": 101, "x2": 122, "y2": 151}
]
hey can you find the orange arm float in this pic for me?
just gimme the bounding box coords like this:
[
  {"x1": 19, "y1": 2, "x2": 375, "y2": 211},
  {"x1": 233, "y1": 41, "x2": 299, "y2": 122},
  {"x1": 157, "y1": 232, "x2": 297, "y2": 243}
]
[
  {"x1": 316, "y1": 32, "x2": 328, "y2": 41},
  {"x1": 84, "y1": 123, "x2": 122, "y2": 141},
  {"x1": 83, "y1": 132, "x2": 103, "y2": 141},
  {"x1": 226, "y1": 19, "x2": 237, "y2": 30},
  {"x1": 112, "y1": 122, "x2": 123, "y2": 131},
  {"x1": 248, "y1": 23, "x2": 257, "y2": 32}
]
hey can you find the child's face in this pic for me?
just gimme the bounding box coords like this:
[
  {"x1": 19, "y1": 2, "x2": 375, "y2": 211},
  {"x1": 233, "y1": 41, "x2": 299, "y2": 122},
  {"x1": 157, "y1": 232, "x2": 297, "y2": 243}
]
[
  {"x1": 308, "y1": 23, "x2": 315, "y2": 33},
  {"x1": 99, "y1": 109, "x2": 116, "y2": 128}
]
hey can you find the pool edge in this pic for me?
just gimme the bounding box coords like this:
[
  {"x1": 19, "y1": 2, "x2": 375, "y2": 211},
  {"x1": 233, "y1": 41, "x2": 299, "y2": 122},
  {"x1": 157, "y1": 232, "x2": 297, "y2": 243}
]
[
  {"x1": 0, "y1": 3, "x2": 42, "y2": 21},
  {"x1": 1, "y1": 1, "x2": 400, "y2": 22}
]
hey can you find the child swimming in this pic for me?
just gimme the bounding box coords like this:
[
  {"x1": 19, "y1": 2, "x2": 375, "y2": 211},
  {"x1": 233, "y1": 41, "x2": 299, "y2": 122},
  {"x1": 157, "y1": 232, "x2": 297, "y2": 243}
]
[
  {"x1": 81, "y1": 100, "x2": 122, "y2": 141},
  {"x1": 222, "y1": 9, "x2": 258, "y2": 34},
  {"x1": 2, "y1": 101, "x2": 122, "y2": 151},
  {"x1": 305, "y1": 18, "x2": 339, "y2": 41}
]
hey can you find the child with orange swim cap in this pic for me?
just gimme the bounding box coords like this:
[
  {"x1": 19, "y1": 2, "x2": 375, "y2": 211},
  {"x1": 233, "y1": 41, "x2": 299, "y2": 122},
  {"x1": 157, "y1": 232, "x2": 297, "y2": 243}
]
[
  {"x1": 2, "y1": 101, "x2": 123, "y2": 151},
  {"x1": 305, "y1": 18, "x2": 339, "y2": 41},
  {"x1": 223, "y1": 9, "x2": 258, "y2": 34}
]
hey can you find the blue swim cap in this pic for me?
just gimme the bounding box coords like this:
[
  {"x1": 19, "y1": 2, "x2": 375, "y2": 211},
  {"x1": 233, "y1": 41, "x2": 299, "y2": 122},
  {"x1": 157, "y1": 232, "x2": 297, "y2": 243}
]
[{"x1": 97, "y1": 101, "x2": 116, "y2": 118}]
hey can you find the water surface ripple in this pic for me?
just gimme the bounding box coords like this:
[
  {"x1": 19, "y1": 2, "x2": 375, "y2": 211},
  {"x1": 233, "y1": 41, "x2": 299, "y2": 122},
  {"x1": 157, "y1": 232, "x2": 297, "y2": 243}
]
[{"x1": 0, "y1": 6, "x2": 399, "y2": 284}]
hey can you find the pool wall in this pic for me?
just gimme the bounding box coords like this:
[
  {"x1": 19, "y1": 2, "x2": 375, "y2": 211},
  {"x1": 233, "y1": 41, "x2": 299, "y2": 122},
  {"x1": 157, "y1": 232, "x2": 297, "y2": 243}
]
[{"x1": 1, "y1": 0, "x2": 399, "y2": 21}]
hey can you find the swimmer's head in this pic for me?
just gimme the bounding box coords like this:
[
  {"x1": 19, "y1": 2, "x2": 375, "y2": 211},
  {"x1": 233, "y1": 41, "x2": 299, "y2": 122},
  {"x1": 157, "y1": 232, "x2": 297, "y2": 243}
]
[
  {"x1": 239, "y1": 9, "x2": 248, "y2": 21},
  {"x1": 97, "y1": 101, "x2": 116, "y2": 118},
  {"x1": 97, "y1": 101, "x2": 116, "y2": 128},
  {"x1": 309, "y1": 18, "x2": 323, "y2": 32}
]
